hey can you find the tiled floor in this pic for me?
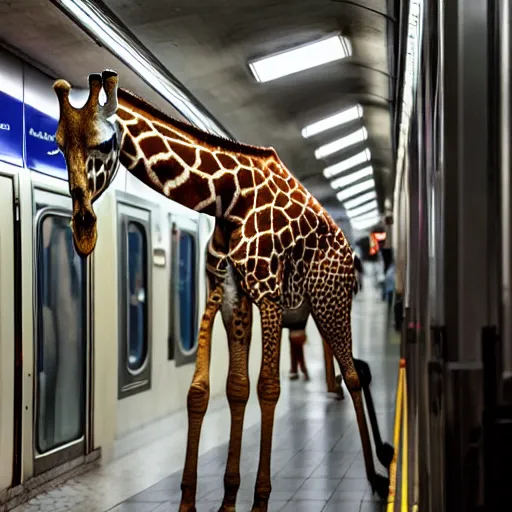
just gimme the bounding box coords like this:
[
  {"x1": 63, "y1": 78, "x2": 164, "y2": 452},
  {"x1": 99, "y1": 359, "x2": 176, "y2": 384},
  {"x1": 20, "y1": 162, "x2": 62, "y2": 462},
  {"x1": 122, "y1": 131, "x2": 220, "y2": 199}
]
[{"x1": 15, "y1": 277, "x2": 400, "y2": 512}]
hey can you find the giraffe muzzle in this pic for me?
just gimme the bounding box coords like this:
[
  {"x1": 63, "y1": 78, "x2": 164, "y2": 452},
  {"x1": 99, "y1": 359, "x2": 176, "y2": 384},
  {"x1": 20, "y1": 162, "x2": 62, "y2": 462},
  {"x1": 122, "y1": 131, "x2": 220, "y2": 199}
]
[
  {"x1": 71, "y1": 200, "x2": 98, "y2": 257},
  {"x1": 78, "y1": 207, "x2": 96, "y2": 229}
]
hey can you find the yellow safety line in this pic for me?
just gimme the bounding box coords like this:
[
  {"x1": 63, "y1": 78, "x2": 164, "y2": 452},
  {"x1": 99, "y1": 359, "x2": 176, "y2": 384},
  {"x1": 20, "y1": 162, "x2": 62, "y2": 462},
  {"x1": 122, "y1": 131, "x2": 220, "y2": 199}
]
[
  {"x1": 386, "y1": 358, "x2": 406, "y2": 512},
  {"x1": 401, "y1": 365, "x2": 409, "y2": 512}
]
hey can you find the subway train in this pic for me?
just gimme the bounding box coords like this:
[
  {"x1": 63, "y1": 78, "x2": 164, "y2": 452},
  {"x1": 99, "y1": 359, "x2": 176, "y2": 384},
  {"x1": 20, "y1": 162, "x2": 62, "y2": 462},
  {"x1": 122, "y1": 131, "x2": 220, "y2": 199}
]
[
  {"x1": 0, "y1": 46, "x2": 309, "y2": 506},
  {"x1": 390, "y1": 1, "x2": 512, "y2": 511}
]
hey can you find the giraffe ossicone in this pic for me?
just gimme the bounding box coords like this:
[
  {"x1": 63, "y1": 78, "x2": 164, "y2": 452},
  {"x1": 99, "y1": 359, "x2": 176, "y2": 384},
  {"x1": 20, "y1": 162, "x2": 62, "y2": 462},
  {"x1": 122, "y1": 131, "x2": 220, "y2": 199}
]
[{"x1": 54, "y1": 70, "x2": 388, "y2": 511}]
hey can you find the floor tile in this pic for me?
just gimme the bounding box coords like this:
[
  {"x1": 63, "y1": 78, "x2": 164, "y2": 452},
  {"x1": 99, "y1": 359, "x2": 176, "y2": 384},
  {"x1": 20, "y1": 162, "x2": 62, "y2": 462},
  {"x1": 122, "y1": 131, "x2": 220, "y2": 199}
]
[
  {"x1": 280, "y1": 500, "x2": 327, "y2": 512},
  {"x1": 292, "y1": 477, "x2": 340, "y2": 500},
  {"x1": 108, "y1": 503, "x2": 160, "y2": 512}
]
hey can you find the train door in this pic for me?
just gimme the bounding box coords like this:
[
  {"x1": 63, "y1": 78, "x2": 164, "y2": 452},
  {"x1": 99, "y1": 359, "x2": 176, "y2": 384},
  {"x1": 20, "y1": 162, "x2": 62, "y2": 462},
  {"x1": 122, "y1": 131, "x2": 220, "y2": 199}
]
[
  {"x1": 31, "y1": 186, "x2": 91, "y2": 475},
  {"x1": 169, "y1": 214, "x2": 199, "y2": 366},
  {"x1": 116, "y1": 197, "x2": 152, "y2": 399},
  {"x1": 0, "y1": 171, "x2": 16, "y2": 491}
]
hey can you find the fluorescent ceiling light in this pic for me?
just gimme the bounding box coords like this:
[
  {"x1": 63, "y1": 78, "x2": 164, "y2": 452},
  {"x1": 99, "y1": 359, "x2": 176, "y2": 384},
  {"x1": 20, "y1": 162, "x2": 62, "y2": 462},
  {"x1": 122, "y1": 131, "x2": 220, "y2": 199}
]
[
  {"x1": 346, "y1": 200, "x2": 378, "y2": 219},
  {"x1": 344, "y1": 191, "x2": 377, "y2": 210},
  {"x1": 352, "y1": 215, "x2": 381, "y2": 231},
  {"x1": 336, "y1": 178, "x2": 375, "y2": 202},
  {"x1": 323, "y1": 148, "x2": 371, "y2": 178},
  {"x1": 315, "y1": 127, "x2": 367, "y2": 159},
  {"x1": 56, "y1": 0, "x2": 230, "y2": 138},
  {"x1": 302, "y1": 105, "x2": 363, "y2": 138},
  {"x1": 330, "y1": 165, "x2": 373, "y2": 190},
  {"x1": 249, "y1": 35, "x2": 351, "y2": 83},
  {"x1": 353, "y1": 210, "x2": 380, "y2": 223}
]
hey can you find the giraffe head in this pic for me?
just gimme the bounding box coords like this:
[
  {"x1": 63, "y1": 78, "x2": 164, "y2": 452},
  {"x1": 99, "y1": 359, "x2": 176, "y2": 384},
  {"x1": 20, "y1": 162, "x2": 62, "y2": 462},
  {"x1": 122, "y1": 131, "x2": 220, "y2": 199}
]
[{"x1": 53, "y1": 70, "x2": 121, "y2": 257}]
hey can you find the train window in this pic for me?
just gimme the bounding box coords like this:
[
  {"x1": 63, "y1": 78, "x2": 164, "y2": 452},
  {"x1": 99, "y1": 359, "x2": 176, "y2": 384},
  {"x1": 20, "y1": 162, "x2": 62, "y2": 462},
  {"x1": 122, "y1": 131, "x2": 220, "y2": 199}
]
[
  {"x1": 118, "y1": 205, "x2": 151, "y2": 399},
  {"x1": 170, "y1": 221, "x2": 199, "y2": 367},
  {"x1": 126, "y1": 222, "x2": 148, "y2": 371},
  {"x1": 178, "y1": 231, "x2": 197, "y2": 351},
  {"x1": 36, "y1": 213, "x2": 86, "y2": 454}
]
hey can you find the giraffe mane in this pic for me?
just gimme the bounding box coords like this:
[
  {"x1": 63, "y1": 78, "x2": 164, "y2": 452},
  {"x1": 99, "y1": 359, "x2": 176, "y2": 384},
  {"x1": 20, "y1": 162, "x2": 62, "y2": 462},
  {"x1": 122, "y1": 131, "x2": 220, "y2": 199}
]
[{"x1": 117, "y1": 88, "x2": 278, "y2": 158}]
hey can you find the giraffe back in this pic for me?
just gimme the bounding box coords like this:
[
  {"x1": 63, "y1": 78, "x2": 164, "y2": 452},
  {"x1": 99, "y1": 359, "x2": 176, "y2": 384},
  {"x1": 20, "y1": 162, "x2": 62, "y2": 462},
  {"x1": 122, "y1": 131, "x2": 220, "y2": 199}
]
[{"x1": 222, "y1": 152, "x2": 356, "y2": 310}]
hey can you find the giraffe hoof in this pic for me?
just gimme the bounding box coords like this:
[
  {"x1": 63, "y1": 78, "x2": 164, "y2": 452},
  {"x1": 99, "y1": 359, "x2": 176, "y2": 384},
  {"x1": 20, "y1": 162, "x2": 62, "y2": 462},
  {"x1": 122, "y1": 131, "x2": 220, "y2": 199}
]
[
  {"x1": 250, "y1": 499, "x2": 269, "y2": 512},
  {"x1": 371, "y1": 473, "x2": 390, "y2": 499},
  {"x1": 333, "y1": 374, "x2": 344, "y2": 399},
  {"x1": 179, "y1": 505, "x2": 197, "y2": 512},
  {"x1": 377, "y1": 442, "x2": 394, "y2": 469},
  {"x1": 326, "y1": 387, "x2": 344, "y2": 400},
  {"x1": 289, "y1": 372, "x2": 299, "y2": 380},
  {"x1": 218, "y1": 506, "x2": 236, "y2": 512}
]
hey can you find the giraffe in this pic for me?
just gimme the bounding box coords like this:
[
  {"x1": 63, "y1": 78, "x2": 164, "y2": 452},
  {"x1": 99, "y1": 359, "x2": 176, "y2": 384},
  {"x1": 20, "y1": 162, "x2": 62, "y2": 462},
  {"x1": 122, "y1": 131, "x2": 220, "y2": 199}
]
[{"x1": 53, "y1": 70, "x2": 388, "y2": 511}]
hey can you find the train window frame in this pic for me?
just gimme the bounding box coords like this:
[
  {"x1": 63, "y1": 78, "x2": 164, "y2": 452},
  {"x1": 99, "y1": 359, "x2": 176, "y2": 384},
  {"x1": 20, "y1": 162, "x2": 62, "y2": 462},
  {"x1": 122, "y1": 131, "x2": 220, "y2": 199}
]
[
  {"x1": 117, "y1": 200, "x2": 152, "y2": 399},
  {"x1": 168, "y1": 214, "x2": 200, "y2": 366},
  {"x1": 32, "y1": 191, "x2": 91, "y2": 476}
]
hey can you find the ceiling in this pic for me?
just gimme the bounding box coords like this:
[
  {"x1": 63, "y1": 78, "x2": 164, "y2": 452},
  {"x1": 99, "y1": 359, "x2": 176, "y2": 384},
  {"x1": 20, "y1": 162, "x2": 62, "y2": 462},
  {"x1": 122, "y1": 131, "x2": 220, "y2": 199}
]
[{"x1": 0, "y1": 0, "x2": 397, "y2": 239}]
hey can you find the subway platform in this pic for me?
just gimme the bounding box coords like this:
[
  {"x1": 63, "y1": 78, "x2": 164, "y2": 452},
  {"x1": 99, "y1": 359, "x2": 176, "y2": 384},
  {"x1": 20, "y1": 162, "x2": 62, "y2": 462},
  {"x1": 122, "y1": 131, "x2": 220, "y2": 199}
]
[{"x1": 14, "y1": 279, "x2": 399, "y2": 512}]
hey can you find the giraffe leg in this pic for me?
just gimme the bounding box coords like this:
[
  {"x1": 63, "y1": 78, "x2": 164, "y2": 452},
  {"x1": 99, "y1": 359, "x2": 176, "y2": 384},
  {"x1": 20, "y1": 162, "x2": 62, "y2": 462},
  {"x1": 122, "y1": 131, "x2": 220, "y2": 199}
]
[
  {"x1": 323, "y1": 339, "x2": 337, "y2": 391},
  {"x1": 218, "y1": 292, "x2": 253, "y2": 512},
  {"x1": 323, "y1": 340, "x2": 344, "y2": 399},
  {"x1": 288, "y1": 333, "x2": 299, "y2": 380},
  {"x1": 294, "y1": 334, "x2": 309, "y2": 381},
  {"x1": 179, "y1": 282, "x2": 223, "y2": 512},
  {"x1": 251, "y1": 298, "x2": 282, "y2": 512},
  {"x1": 327, "y1": 321, "x2": 377, "y2": 487},
  {"x1": 338, "y1": 355, "x2": 376, "y2": 483},
  {"x1": 289, "y1": 330, "x2": 306, "y2": 380}
]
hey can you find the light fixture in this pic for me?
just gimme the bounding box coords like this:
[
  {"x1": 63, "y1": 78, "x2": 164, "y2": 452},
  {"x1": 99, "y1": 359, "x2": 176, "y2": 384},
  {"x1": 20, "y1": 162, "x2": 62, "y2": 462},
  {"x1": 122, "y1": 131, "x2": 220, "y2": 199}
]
[
  {"x1": 395, "y1": 0, "x2": 423, "y2": 187},
  {"x1": 352, "y1": 215, "x2": 381, "y2": 231},
  {"x1": 323, "y1": 148, "x2": 371, "y2": 179},
  {"x1": 315, "y1": 127, "x2": 367, "y2": 159},
  {"x1": 346, "y1": 200, "x2": 379, "y2": 219},
  {"x1": 330, "y1": 165, "x2": 373, "y2": 190},
  {"x1": 343, "y1": 191, "x2": 377, "y2": 210},
  {"x1": 302, "y1": 105, "x2": 363, "y2": 138},
  {"x1": 249, "y1": 35, "x2": 351, "y2": 83},
  {"x1": 336, "y1": 178, "x2": 375, "y2": 202},
  {"x1": 353, "y1": 209, "x2": 380, "y2": 221},
  {"x1": 55, "y1": 0, "x2": 231, "y2": 138}
]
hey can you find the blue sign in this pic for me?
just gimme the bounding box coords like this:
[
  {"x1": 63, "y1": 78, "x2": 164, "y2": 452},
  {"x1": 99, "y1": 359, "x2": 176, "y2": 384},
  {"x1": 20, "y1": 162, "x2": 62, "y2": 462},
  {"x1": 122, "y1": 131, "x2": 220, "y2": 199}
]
[
  {"x1": 0, "y1": 90, "x2": 23, "y2": 167},
  {"x1": 25, "y1": 103, "x2": 68, "y2": 180}
]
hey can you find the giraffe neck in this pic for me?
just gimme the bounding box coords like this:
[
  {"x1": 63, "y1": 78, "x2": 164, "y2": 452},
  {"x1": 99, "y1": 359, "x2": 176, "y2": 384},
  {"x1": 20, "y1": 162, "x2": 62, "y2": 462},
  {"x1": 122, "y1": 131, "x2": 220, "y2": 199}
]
[{"x1": 113, "y1": 88, "x2": 277, "y2": 219}]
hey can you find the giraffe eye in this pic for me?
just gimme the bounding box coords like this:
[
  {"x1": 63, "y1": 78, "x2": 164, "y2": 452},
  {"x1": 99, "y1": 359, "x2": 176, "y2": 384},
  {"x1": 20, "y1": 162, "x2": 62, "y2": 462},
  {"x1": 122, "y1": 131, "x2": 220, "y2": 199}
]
[{"x1": 93, "y1": 136, "x2": 114, "y2": 154}]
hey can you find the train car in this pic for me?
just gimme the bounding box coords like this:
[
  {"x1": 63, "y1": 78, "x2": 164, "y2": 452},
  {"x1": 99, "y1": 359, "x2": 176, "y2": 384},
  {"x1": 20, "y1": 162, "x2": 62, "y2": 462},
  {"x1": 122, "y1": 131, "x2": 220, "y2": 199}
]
[
  {"x1": 0, "y1": 45, "x2": 296, "y2": 501},
  {"x1": 390, "y1": 0, "x2": 512, "y2": 510}
]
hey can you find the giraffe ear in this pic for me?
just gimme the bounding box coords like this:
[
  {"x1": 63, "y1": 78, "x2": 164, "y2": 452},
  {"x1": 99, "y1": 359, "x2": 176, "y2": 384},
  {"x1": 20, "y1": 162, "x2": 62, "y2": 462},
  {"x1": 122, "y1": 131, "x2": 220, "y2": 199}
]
[
  {"x1": 53, "y1": 79, "x2": 72, "y2": 113},
  {"x1": 101, "y1": 69, "x2": 119, "y2": 118},
  {"x1": 86, "y1": 73, "x2": 103, "y2": 110}
]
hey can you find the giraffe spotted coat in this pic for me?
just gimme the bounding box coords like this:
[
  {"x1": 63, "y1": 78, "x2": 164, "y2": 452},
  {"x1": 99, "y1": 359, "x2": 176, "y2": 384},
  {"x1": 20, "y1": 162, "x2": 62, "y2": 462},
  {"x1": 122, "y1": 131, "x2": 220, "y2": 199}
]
[{"x1": 53, "y1": 72, "x2": 379, "y2": 512}]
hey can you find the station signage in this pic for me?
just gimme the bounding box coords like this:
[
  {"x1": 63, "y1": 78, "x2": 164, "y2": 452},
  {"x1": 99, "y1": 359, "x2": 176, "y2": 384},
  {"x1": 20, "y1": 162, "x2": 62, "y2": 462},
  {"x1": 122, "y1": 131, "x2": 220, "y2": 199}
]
[
  {"x1": 24, "y1": 103, "x2": 68, "y2": 179},
  {"x1": 0, "y1": 90, "x2": 24, "y2": 167}
]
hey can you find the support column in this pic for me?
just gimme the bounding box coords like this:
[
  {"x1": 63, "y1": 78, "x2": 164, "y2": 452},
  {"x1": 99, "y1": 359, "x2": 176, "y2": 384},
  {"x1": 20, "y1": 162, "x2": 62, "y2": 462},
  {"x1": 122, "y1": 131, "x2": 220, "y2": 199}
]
[
  {"x1": 441, "y1": 0, "x2": 496, "y2": 509},
  {"x1": 500, "y1": 0, "x2": 512, "y2": 400}
]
